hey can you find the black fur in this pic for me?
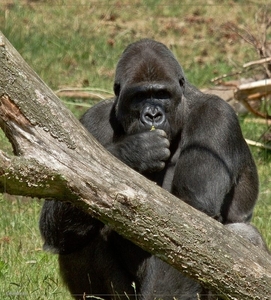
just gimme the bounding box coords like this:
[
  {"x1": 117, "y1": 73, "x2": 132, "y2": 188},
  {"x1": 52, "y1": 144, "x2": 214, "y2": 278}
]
[{"x1": 40, "y1": 39, "x2": 264, "y2": 300}]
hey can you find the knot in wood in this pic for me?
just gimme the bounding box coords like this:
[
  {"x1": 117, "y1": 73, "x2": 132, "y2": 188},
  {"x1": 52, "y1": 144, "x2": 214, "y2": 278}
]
[{"x1": 115, "y1": 192, "x2": 130, "y2": 205}]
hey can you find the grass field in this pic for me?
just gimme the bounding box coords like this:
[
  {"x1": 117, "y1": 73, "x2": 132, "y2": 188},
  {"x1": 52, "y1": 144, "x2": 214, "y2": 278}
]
[{"x1": 1, "y1": 0, "x2": 271, "y2": 298}]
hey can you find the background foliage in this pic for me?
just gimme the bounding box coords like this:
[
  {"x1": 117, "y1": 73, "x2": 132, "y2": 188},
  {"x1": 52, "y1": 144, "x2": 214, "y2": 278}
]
[{"x1": 0, "y1": 0, "x2": 271, "y2": 298}]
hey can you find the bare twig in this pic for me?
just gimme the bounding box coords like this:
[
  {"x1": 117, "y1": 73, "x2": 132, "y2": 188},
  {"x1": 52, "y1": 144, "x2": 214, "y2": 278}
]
[
  {"x1": 243, "y1": 57, "x2": 271, "y2": 68},
  {"x1": 245, "y1": 138, "x2": 271, "y2": 150},
  {"x1": 54, "y1": 87, "x2": 113, "y2": 95},
  {"x1": 54, "y1": 87, "x2": 114, "y2": 104}
]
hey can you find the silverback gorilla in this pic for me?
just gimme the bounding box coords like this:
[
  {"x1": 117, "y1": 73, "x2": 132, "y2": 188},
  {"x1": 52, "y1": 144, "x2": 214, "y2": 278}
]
[{"x1": 39, "y1": 39, "x2": 265, "y2": 299}]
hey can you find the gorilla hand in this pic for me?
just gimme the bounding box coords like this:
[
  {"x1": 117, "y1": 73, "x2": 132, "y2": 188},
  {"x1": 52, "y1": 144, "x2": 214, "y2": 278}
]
[{"x1": 107, "y1": 129, "x2": 170, "y2": 173}]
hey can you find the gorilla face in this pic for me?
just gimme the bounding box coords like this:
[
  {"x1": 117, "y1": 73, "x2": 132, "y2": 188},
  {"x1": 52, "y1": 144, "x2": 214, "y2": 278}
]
[{"x1": 113, "y1": 39, "x2": 185, "y2": 142}]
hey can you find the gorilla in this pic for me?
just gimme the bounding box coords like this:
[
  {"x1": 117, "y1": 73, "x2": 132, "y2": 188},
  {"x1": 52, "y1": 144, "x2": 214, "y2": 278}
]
[{"x1": 39, "y1": 39, "x2": 266, "y2": 300}]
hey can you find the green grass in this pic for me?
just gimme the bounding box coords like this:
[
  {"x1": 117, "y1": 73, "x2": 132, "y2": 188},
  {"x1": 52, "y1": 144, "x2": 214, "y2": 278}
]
[
  {"x1": 1, "y1": 0, "x2": 264, "y2": 90},
  {"x1": 0, "y1": 195, "x2": 71, "y2": 299},
  {"x1": 1, "y1": 0, "x2": 271, "y2": 298}
]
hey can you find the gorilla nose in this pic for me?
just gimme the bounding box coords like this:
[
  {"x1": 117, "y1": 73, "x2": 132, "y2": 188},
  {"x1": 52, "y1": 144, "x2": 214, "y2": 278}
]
[{"x1": 141, "y1": 106, "x2": 166, "y2": 127}]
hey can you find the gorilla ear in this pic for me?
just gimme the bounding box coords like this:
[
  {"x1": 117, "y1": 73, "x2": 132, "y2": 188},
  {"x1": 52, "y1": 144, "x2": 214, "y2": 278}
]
[{"x1": 114, "y1": 83, "x2": 120, "y2": 96}]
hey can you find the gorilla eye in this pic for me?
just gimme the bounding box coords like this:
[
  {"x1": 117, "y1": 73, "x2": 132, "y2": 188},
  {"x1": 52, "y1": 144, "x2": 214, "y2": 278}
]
[
  {"x1": 155, "y1": 90, "x2": 170, "y2": 100},
  {"x1": 114, "y1": 83, "x2": 120, "y2": 96},
  {"x1": 179, "y1": 77, "x2": 185, "y2": 88}
]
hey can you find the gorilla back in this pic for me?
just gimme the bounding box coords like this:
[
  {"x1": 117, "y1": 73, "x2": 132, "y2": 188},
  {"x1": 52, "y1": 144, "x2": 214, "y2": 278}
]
[{"x1": 40, "y1": 39, "x2": 260, "y2": 300}]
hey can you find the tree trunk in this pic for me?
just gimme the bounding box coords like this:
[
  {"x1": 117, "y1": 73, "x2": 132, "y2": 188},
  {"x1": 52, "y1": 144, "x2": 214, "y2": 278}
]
[{"x1": 0, "y1": 31, "x2": 271, "y2": 299}]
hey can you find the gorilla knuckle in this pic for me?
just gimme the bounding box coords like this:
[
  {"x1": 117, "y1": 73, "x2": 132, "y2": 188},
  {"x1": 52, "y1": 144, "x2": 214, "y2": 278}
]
[
  {"x1": 163, "y1": 148, "x2": 171, "y2": 159},
  {"x1": 156, "y1": 129, "x2": 167, "y2": 137},
  {"x1": 162, "y1": 137, "x2": 170, "y2": 148},
  {"x1": 157, "y1": 161, "x2": 166, "y2": 171}
]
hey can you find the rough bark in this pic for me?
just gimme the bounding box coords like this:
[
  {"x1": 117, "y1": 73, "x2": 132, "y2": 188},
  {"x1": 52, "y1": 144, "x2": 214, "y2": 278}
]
[{"x1": 0, "y1": 31, "x2": 271, "y2": 299}]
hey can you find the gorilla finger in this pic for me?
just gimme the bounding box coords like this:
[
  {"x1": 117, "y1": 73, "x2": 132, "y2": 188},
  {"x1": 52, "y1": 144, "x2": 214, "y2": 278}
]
[
  {"x1": 155, "y1": 129, "x2": 167, "y2": 137},
  {"x1": 154, "y1": 161, "x2": 166, "y2": 172},
  {"x1": 162, "y1": 138, "x2": 170, "y2": 148},
  {"x1": 162, "y1": 148, "x2": 171, "y2": 160}
]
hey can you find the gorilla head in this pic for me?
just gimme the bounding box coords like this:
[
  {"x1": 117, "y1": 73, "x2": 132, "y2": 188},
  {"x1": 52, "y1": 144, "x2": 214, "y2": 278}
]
[{"x1": 113, "y1": 39, "x2": 185, "y2": 142}]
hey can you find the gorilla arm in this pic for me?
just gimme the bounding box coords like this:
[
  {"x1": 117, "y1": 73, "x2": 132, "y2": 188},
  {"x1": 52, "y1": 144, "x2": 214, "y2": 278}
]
[
  {"x1": 172, "y1": 95, "x2": 258, "y2": 223},
  {"x1": 41, "y1": 99, "x2": 170, "y2": 254},
  {"x1": 39, "y1": 199, "x2": 103, "y2": 254}
]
